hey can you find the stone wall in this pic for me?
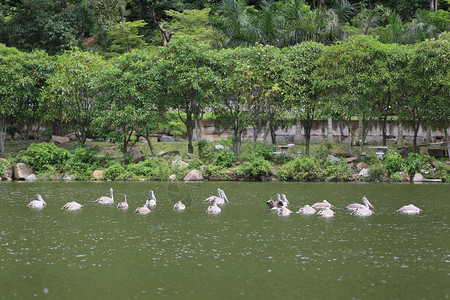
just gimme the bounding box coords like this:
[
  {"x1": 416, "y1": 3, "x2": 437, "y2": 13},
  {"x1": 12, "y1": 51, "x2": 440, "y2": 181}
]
[{"x1": 200, "y1": 119, "x2": 447, "y2": 144}]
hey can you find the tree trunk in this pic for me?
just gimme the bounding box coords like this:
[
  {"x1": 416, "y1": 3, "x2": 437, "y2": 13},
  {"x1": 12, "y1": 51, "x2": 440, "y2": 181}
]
[
  {"x1": 397, "y1": 122, "x2": 404, "y2": 147},
  {"x1": 0, "y1": 115, "x2": 6, "y2": 157},
  {"x1": 413, "y1": 121, "x2": 420, "y2": 153},
  {"x1": 444, "y1": 127, "x2": 450, "y2": 159},
  {"x1": 426, "y1": 127, "x2": 432, "y2": 144},
  {"x1": 144, "y1": 128, "x2": 155, "y2": 155},
  {"x1": 347, "y1": 120, "x2": 354, "y2": 157},
  {"x1": 358, "y1": 118, "x2": 368, "y2": 159},
  {"x1": 381, "y1": 116, "x2": 387, "y2": 146},
  {"x1": 327, "y1": 116, "x2": 333, "y2": 143},
  {"x1": 194, "y1": 118, "x2": 202, "y2": 142},
  {"x1": 302, "y1": 120, "x2": 313, "y2": 156},
  {"x1": 52, "y1": 119, "x2": 63, "y2": 136}
]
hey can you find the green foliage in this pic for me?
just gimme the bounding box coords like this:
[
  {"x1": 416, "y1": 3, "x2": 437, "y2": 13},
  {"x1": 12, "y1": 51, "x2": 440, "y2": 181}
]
[
  {"x1": 241, "y1": 156, "x2": 272, "y2": 180},
  {"x1": 102, "y1": 162, "x2": 126, "y2": 181},
  {"x1": 368, "y1": 161, "x2": 388, "y2": 182},
  {"x1": 436, "y1": 162, "x2": 449, "y2": 182},
  {"x1": 390, "y1": 172, "x2": 404, "y2": 182},
  {"x1": 67, "y1": 146, "x2": 101, "y2": 180},
  {"x1": 20, "y1": 143, "x2": 70, "y2": 172},
  {"x1": 241, "y1": 143, "x2": 276, "y2": 161},
  {"x1": 127, "y1": 159, "x2": 158, "y2": 177},
  {"x1": 323, "y1": 159, "x2": 352, "y2": 181},
  {"x1": 382, "y1": 150, "x2": 405, "y2": 174},
  {"x1": 405, "y1": 153, "x2": 423, "y2": 178},
  {"x1": 0, "y1": 160, "x2": 5, "y2": 177},
  {"x1": 105, "y1": 20, "x2": 148, "y2": 58},
  {"x1": 211, "y1": 149, "x2": 235, "y2": 168},
  {"x1": 276, "y1": 157, "x2": 323, "y2": 181}
]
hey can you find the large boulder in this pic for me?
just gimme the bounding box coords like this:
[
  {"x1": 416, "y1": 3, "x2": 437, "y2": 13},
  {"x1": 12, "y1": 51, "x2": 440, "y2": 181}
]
[
  {"x1": 92, "y1": 169, "x2": 104, "y2": 180},
  {"x1": 127, "y1": 149, "x2": 145, "y2": 164},
  {"x1": 25, "y1": 174, "x2": 37, "y2": 182},
  {"x1": 51, "y1": 135, "x2": 70, "y2": 144},
  {"x1": 160, "y1": 135, "x2": 176, "y2": 142},
  {"x1": 412, "y1": 173, "x2": 424, "y2": 182},
  {"x1": 357, "y1": 162, "x2": 369, "y2": 171},
  {"x1": 13, "y1": 163, "x2": 33, "y2": 180},
  {"x1": 172, "y1": 159, "x2": 189, "y2": 170},
  {"x1": 183, "y1": 169, "x2": 204, "y2": 181}
]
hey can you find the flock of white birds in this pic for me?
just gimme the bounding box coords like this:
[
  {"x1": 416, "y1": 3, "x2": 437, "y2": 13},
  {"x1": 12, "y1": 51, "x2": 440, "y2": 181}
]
[{"x1": 26, "y1": 187, "x2": 423, "y2": 216}]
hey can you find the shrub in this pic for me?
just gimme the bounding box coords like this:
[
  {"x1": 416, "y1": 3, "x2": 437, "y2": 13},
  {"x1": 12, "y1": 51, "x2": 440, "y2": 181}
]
[
  {"x1": 241, "y1": 143, "x2": 276, "y2": 161},
  {"x1": 128, "y1": 158, "x2": 158, "y2": 177},
  {"x1": 324, "y1": 158, "x2": 352, "y2": 181},
  {"x1": 102, "y1": 162, "x2": 126, "y2": 181},
  {"x1": 241, "y1": 156, "x2": 273, "y2": 180},
  {"x1": 405, "y1": 153, "x2": 423, "y2": 178},
  {"x1": 211, "y1": 149, "x2": 235, "y2": 168},
  {"x1": 368, "y1": 162, "x2": 388, "y2": 182},
  {"x1": 382, "y1": 151, "x2": 404, "y2": 174},
  {"x1": 20, "y1": 143, "x2": 71, "y2": 172},
  {"x1": 0, "y1": 161, "x2": 5, "y2": 177},
  {"x1": 277, "y1": 157, "x2": 323, "y2": 181},
  {"x1": 390, "y1": 172, "x2": 403, "y2": 181},
  {"x1": 436, "y1": 162, "x2": 449, "y2": 182},
  {"x1": 70, "y1": 146, "x2": 100, "y2": 164}
]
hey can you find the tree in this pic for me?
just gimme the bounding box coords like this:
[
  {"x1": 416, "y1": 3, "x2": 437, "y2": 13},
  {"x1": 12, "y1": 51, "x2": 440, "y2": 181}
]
[
  {"x1": 156, "y1": 36, "x2": 217, "y2": 154},
  {"x1": 282, "y1": 41, "x2": 325, "y2": 156},
  {"x1": 0, "y1": 45, "x2": 53, "y2": 156},
  {"x1": 42, "y1": 49, "x2": 105, "y2": 144},
  {"x1": 94, "y1": 49, "x2": 164, "y2": 155},
  {"x1": 104, "y1": 20, "x2": 148, "y2": 58}
]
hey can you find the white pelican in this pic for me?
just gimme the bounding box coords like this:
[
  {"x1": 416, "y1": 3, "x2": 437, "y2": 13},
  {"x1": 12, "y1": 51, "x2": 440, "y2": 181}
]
[
  {"x1": 145, "y1": 190, "x2": 157, "y2": 207},
  {"x1": 95, "y1": 187, "x2": 114, "y2": 204},
  {"x1": 397, "y1": 204, "x2": 422, "y2": 215},
  {"x1": 346, "y1": 196, "x2": 374, "y2": 211},
  {"x1": 317, "y1": 208, "x2": 335, "y2": 218},
  {"x1": 204, "y1": 188, "x2": 229, "y2": 205},
  {"x1": 312, "y1": 200, "x2": 335, "y2": 209},
  {"x1": 280, "y1": 194, "x2": 290, "y2": 207},
  {"x1": 62, "y1": 201, "x2": 83, "y2": 211},
  {"x1": 266, "y1": 199, "x2": 282, "y2": 211},
  {"x1": 277, "y1": 206, "x2": 293, "y2": 216},
  {"x1": 206, "y1": 203, "x2": 221, "y2": 214},
  {"x1": 134, "y1": 204, "x2": 151, "y2": 214},
  {"x1": 296, "y1": 205, "x2": 316, "y2": 215},
  {"x1": 27, "y1": 194, "x2": 47, "y2": 209},
  {"x1": 351, "y1": 207, "x2": 374, "y2": 217},
  {"x1": 173, "y1": 201, "x2": 186, "y2": 211},
  {"x1": 117, "y1": 194, "x2": 129, "y2": 209}
]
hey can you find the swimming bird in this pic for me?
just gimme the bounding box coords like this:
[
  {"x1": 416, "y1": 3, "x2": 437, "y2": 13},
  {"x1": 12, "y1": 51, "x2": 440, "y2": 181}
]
[
  {"x1": 317, "y1": 208, "x2": 335, "y2": 218},
  {"x1": 134, "y1": 204, "x2": 151, "y2": 214},
  {"x1": 117, "y1": 194, "x2": 129, "y2": 209},
  {"x1": 397, "y1": 204, "x2": 422, "y2": 215},
  {"x1": 277, "y1": 206, "x2": 293, "y2": 216},
  {"x1": 206, "y1": 203, "x2": 221, "y2": 214},
  {"x1": 346, "y1": 196, "x2": 374, "y2": 211},
  {"x1": 351, "y1": 207, "x2": 374, "y2": 217},
  {"x1": 145, "y1": 190, "x2": 157, "y2": 208},
  {"x1": 61, "y1": 201, "x2": 83, "y2": 211},
  {"x1": 280, "y1": 194, "x2": 290, "y2": 207},
  {"x1": 204, "y1": 188, "x2": 229, "y2": 205},
  {"x1": 312, "y1": 200, "x2": 335, "y2": 209},
  {"x1": 95, "y1": 188, "x2": 114, "y2": 204},
  {"x1": 296, "y1": 205, "x2": 316, "y2": 215},
  {"x1": 27, "y1": 194, "x2": 47, "y2": 209},
  {"x1": 173, "y1": 201, "x2": 186, "y2": 211}
]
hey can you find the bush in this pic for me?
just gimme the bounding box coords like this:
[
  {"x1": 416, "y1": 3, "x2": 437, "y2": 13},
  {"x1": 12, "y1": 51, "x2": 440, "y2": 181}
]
[
  {"x1": 390, "y1": 172, "x2": 403, "y2": 181},
  {"x1": 102, "y1": 162, "x2": 126, "y2": 181},
  {"x1": 323, "y1": 158, "x2": 352, "y2": 181},
  {"x1": 211, "y1": 149, "x2": 235, "y2": 168},
  {"x1": 276, "y1": 157, "x2": 323, "y2": 181},
  {"x1": 241, "y1": 156, "x2": 273, "y2": 180},
  {"x1": 128, "y1": 159, "x2": 158, "y2": 177},
  {"x1": 241, "y1": 143, "x2": 276, "y2": 161},
  {"x1": 405, "y1": 153, "x2": 423, "y2": 178},
  {"x1": 20, "y1": 143, "x2": 71, "y2": 172},
  {"x1": 436, "y1": 162, "x2": 449, "y2": 182},
  {"x1": 383, "y1": 150, "x2": 405, "y2": 174},
  {"x1": 368, "y1": 162, "x2": 388, "y2": 182},
  {"x1": 0, "y1": 160, "x2": 5, "y2": 177}
]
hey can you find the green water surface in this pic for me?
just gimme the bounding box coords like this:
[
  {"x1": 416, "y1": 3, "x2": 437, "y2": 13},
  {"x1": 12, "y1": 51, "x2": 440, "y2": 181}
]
[{"x1": 0, "y1": 181, "x2": 448, "y2": 299}]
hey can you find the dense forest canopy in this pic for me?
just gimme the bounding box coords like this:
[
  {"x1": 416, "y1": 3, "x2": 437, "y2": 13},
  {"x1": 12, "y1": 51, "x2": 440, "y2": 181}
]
[{"x1": 0, "y1": 0, "x2": 448, "y2": 54}]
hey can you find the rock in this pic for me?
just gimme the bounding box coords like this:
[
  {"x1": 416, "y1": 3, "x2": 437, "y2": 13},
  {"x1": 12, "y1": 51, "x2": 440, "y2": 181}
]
[
  {"x1": 422, "y1": 178, "x2": 442, "y2": 182},
  {"x1": 412, "y1": 173, "x2": 424, "y2": 182},
  {"x1": 139, "y1": 136, "x2": 148, "y2": 143},
  {"x1": 65, "y1": 133, "x2": 77, "y2": 141},
  {"x1": 428, "y1": 148, "x2": 447, "y2": 158},
  {"x1": 215, "y1": 145, "x2": 230, "y2": 151},
  {"x1": 51, "y1": 135, "x2": 70, "y2": 144},
  {"x1": 171, "y1": 159, "x2": 189, "y2": 170},
  {"x1": 183, "y1": 169, "x2": 204, "y2": 181},
  {"x1": 92, "y1": 170, "x2": 104, "y2": 180},
  {"x1": 158, "y1": 151, "x2": 167, "y2": 156},
  {"x1": 127, "y1": 149, "x2": 145, "y2": 164},
  {"x1": 357, "y1": 162, "x2": 369, "y2": 171},
  {"x1": 358, "y1": 168, "x2": 369, "y2": 178},
  {"x1": 63, "y1": 174, "x2": 76, "y2": 181},
  {"x1": 13, "y1": 163, "x2": 33, "y2": 180},
  {"x1": 431, "y1": 161, "x2": 440, "y2": 168},
  {"x1": 25, "y1": 174, "x2": 37, "y2": 182},
  {"x1": 160, "y1": 135, "x2": 176, "y2": 142},
  {"x1": 328, "y1": 154, "x2": 339, "y2": 163},
  {"x1": 169, "y1": 174, "x2": 177, "y2": 181},
  {"x1": 187, "y1": 153, "x2": 198, "y2": 159},
  {"x1": 399, "y1": 171, "x2": 410, "y2": 182},
  {"x1": 345, "y1": 157, "x2": 358, "y2": 163}
]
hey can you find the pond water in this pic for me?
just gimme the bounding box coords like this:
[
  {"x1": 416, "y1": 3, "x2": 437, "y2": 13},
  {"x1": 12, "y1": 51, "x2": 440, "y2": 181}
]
[{"x1": 0, "y1": 181, "x2": 448, "y2": 299}]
